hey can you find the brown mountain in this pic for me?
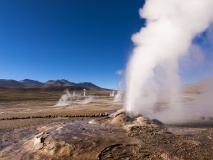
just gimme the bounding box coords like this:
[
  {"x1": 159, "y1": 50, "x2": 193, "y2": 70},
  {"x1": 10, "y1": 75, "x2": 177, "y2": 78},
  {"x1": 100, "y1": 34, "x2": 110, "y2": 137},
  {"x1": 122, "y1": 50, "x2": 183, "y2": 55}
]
[
  {"x1": 0, "y1": 79, "x2": 106, "y2": 90},
  {"x1": 20, "y1": 79, "x2": 44, "y2": 87},
  {"x1": 44, "y1": 79, "x2": 75, "y2": 87},
  {"x1": 76, "y1": 82, "x2": 101, "y2": 90},
  {"x1": 0, "y1": 79, "x2": 23, "y2": 87}
]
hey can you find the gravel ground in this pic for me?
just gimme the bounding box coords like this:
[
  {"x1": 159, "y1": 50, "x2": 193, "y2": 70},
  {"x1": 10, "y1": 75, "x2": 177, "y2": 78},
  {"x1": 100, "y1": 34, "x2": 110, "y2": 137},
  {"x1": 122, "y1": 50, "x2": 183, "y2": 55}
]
[{"x1": 0, "y1": 97, "x2": 213, "y2": 160}]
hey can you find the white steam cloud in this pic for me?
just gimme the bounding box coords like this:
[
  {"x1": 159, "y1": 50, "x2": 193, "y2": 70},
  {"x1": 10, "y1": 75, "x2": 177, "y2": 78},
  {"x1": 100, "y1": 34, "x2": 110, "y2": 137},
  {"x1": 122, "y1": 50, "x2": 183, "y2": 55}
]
[
  {"x1": 116, "y1": 70, "x2": 124, "y2": 76},
  {"x1": 125, "y1": 0, "x2": 213, "y2": 123}
]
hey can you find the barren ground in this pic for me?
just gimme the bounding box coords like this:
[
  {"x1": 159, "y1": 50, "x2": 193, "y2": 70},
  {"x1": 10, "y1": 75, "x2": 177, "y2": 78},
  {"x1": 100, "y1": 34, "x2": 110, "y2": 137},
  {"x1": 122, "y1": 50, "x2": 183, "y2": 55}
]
[{"x1": 0, "y1": 89, "x2": 213, "y2": 160}]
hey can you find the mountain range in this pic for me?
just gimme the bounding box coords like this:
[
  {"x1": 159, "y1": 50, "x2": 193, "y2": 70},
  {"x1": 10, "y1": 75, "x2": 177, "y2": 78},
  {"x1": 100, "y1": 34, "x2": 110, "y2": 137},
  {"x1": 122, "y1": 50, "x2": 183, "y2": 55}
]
[
  {"x1": 1, "y1": 77, "x2": 212, "y2": 92},
  {"x1": 0, "y1": 79, "x2": 103, "y2": 90}
]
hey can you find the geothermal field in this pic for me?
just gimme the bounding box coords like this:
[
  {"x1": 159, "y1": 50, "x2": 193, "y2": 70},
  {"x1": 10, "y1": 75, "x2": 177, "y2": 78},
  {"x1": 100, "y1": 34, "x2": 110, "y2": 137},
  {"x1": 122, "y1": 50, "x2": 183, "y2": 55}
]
[
  {"x1": 0, "y1": 80, "x2": 213, "y2": 160},
  {"x1": 1, "y1": 0, "x2": 213, "y2": 160}
]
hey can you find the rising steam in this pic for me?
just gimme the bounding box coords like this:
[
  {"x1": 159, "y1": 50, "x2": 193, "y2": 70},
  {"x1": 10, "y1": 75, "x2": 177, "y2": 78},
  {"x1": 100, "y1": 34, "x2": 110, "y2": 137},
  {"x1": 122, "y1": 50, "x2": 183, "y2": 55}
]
[
  {"x1": 125, "y1": 0, "x2": 213, "y2": 123},
  {"x1": 55, "y1": 89, "x2": 72, "y2": 106}
]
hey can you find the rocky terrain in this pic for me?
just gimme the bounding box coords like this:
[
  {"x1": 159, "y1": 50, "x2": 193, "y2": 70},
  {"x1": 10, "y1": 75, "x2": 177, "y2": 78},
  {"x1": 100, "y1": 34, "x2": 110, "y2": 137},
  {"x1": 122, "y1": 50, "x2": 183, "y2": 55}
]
[
  {"x1": 0, "y1": 108, "x2": 212, "y2": 160},
  {"x1": 0, "y1": 77, "x2": 212, "y2": 159}
]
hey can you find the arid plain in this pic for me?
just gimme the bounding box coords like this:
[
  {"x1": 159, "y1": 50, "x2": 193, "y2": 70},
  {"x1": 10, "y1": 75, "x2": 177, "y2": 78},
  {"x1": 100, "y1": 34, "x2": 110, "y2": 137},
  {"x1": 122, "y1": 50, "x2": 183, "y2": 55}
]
[{"x1": 0, "y1": 80, "x2": 213, "y2": 160}]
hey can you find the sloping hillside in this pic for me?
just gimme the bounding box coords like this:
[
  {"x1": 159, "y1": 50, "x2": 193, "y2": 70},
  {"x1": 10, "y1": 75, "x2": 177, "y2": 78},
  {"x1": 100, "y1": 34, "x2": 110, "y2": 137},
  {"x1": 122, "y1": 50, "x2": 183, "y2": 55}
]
[{"x1": 183, "y1": 76, "x2": 213, "y2": 94}]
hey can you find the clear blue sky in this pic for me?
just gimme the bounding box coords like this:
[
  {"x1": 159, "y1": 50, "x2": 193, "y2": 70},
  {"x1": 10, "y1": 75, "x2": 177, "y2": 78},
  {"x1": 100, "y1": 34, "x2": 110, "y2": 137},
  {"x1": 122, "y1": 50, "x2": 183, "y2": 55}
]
[
  {"x1": 0, "y1": 0, "x2": 212, "y2": 88},
  {"x1": 0, "y1": 0, "x2": 145, "y2": 88}
]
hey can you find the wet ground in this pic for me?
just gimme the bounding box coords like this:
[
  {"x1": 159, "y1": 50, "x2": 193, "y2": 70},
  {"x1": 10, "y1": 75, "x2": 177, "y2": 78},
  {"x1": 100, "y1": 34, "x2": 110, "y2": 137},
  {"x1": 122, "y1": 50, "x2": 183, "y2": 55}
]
[
  {"x1": 0, "y1": 96, "x2": 213, "y2": 160},
  {"x1": 0, "y1": 118, "x2": 142, "y2": 160},
  {"x1": 1, "y1": 113, "x2": 213, "y2": 160}
]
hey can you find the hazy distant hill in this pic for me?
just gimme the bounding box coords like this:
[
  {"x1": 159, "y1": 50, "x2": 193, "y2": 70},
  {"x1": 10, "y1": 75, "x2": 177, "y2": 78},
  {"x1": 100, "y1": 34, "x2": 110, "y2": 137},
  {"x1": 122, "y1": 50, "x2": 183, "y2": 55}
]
[
  {"x1": 20, "y1": 79, "x2": 44, "y2": 87},
  {"x1": 0, "y1": 79, "x2": 105, "y2": 90},
  {"x1": 76, "y1": 82, "x2": 101, "y2": 90},
  {"x1": 44, "y1": 79, "x2": 75, "y2": 87},
  {"x1": 0, "y1": 79, "x2": 23, "y2": 87},
  {"x1": 183, "y1": 76, "x2": 213, "y2": 93}
]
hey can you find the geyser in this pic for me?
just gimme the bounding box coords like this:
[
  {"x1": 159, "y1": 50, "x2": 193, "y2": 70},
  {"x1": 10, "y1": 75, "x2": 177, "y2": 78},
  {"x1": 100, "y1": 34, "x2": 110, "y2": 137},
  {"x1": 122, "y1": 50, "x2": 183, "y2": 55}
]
[
  {"x1": 109, "y1": 91, "x2": 115, "y2": 97},
  {"x1": 83, "y1": 89, "x2": 86, "y2": 97},
  {"x1": 125, "y1": 0, "x2": 213, "y2": 123},
  {"x1": 79, "y1": 96, "x2": 94, "y2": 104},
  {"x1": 114, "y1": 91, "x2": 123, "y2": 102},
  {"x1": 55, "y1": 89, "x2": 72, "y2": 106}
]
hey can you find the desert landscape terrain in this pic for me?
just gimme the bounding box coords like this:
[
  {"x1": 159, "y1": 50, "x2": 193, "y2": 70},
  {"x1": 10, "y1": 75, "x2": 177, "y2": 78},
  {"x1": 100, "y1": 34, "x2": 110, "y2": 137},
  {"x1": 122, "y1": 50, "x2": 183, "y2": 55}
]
[
  {"x1": 0, "y1": 79, "x2": 213, "y2": 160},
  {"x1": 2, "y1": 0, "x2": 213, "y2": 159}
]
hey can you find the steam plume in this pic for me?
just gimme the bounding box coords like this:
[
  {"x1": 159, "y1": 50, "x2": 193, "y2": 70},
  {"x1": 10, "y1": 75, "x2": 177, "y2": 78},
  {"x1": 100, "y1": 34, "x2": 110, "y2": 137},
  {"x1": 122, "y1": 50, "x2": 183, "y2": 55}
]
[
  {"x1": 55, "y1": 89, "x2": 72, "y2": 106},
  {"x1": 125, "y1": 0, "x2": 213, "y2": 123}
]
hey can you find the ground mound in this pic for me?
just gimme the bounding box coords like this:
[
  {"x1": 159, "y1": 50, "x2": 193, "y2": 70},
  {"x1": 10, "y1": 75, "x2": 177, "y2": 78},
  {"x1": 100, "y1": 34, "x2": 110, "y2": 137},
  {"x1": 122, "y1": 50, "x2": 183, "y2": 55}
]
[
  {"x1": 89, "y1": 109, "x2": 164, "y2": 131},
  {"x1": 23, "y1": 131, "x2": 74, "y2": 159}
]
